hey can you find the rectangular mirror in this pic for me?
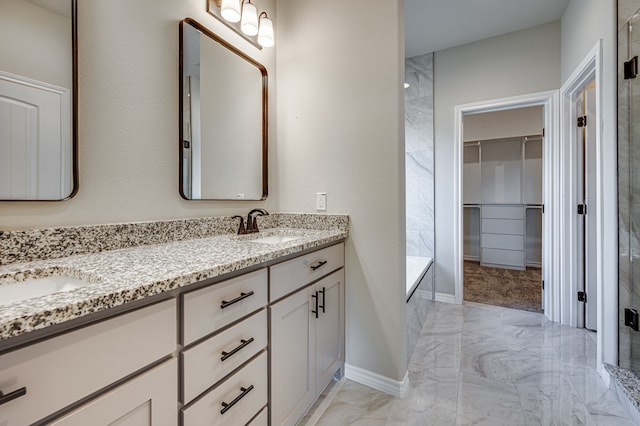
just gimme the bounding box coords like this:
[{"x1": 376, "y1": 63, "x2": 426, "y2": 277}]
[
  {"x1": 180, "y1": 18, "x2": 268, "y2": 201},
  {"x1": 0, "y1": 0, "x2": 77, "y2": 200}
]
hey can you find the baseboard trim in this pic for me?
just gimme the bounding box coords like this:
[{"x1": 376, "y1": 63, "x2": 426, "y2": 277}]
[
  {"x1": 435, "y1": 292, "x2": 456, "y2": 304},
  {"x1": 344, "y1": 364, "x2": 409, "y2": 398}
]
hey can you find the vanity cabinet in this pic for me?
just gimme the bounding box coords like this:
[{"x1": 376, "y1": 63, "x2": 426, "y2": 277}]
[
  {"x1": 0, "y1": 239, "x2": 345, "y2": 426},
  {"x1": 0, "y1": 300, "x2": 177, "y2": 425},
  {"x1": 270, "y1": 244, "x2": 345, "y2": 426}
]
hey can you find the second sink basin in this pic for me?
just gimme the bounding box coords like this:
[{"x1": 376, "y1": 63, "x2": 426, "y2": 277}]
[
  {"x1": 249, "y1": 235, "x2": 301, "y2": 245},
  {"x1": 0, "y1": 275, "x2": 89, "y2": 306}
]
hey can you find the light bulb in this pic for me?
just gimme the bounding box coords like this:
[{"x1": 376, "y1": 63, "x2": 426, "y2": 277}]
[
  {"x1": 258, "y1": 14, "x2": 274, "y2": 47},
  {"x1": 220, "y1": 0, "x2": 241, "y2": 23},
  {"x1": 241, "y1": 1, "x2": 259, "y2": 36}
]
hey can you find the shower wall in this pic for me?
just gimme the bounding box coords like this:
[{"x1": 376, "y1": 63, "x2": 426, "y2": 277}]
[
  {"x1": 619, "y1": 0, "x2": 640, "y2": 371},
  {"x1": 405, "y1": 53, "x2": 435, "y2": 259}
]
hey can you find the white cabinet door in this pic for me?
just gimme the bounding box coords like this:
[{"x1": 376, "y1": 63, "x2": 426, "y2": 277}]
[
  {"x1": 270, "y1": 288, "x2": 315, "y2": 426},
  {"x1": 314, "y1": 270, "x2": 344, "y2": 395},
  {"x1": 50, "y1": 359, "x2": 177, "y2": 426}
]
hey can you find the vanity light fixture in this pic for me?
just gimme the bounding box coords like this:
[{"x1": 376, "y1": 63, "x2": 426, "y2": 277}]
[
  {"x1": 220, "y1": 0, "x2": 242, "y2": 22},
  {"x1": 257, "y1": 13, "x2": 274, "y2": 47},
  {"x1": 240, "y1": 0, "x2": 259, "y2": 36},
  {"x1": 210, "y1": 0, "x2": 274, "y2": 48}
]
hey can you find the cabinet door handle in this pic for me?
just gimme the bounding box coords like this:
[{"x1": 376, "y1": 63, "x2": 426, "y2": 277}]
[
  {"x1": 220, "y1": 385, "x2": 254, "y2": 415},
  {"x1": 310, "y1": 260, "x2": 328, "y2": 271},
  {"x1": 0, "y1": 387, "x2": 27, "y2": 406},
  {"x1": 319, "y1": 287, "x2": 326, "y2": 314},
  {"x1": 221, "y1": 337, "x2": 255, "y2": 362},
  {"x1": 220, "y1": 291, "x2": 255, "y2": 309},
  {"x1": 311, "y1": 291, "x2": 319, "y2": 318}
]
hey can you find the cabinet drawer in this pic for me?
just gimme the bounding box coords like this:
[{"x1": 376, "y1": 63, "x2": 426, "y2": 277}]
[
  {"x1": 270, "y1": 243, "x2": 344, "y2": 302},
  {"x1": 183, "y1": 269, "x2": 268, "y2": 345},
  {"x1": 481, "y1": 205, "x2": 524, "y2": 219},
  {"x1": 481, "y1": 219, "x2": 524, "y2": 235},
  {"x1": 481, "y1": 233, "x2": 524, "y2": 251},
  {"x1": 182, "y1": 310, "x2": 267, "y2": 404},
  {"x1": 481, "y1": 248, "x2": 524, "y2": 268},
  {"x1": 182, "y1": 352, "x2": 267, "y2": 426},
  {"x1": 0, "y1": 300, "x2": 176, "y2": 426}
]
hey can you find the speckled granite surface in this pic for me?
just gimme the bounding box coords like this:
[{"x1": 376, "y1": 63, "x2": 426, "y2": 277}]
[
  {"x1": 0, "y1": 214, "x2": 348, "y2": 342},
  {"x1": 0, "y1": 213, "x2": 349, "y2": 266},
  {"x1": 605, "y1": 364, "x2": 640, "y2": 415}
]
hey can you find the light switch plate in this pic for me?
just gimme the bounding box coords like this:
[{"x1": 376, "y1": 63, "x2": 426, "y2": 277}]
[{"x1": 316, "y1": 192, "x2": 327, "y2": 211}]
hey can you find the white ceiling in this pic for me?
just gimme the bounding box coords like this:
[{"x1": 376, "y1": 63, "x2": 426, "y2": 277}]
[{"x1": 405, "y1": 0, "x2": 571, "y2": 58}]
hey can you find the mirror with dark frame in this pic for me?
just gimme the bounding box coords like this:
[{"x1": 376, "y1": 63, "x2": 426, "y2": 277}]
[
  {"x1": 180, "y1": 18, "x2": 268, "y2": 201},
  {"x1": 0, "y1": 0, "x2": 77, "y2": 201}
]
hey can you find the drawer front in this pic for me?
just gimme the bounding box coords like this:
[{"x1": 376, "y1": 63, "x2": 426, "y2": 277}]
[
  {"x1": 481, "y1": 219, "x2": 524, "y2": 235},
  {"x1": 50, "y1": 359, "x2": 177, "y2": 426},
  {"x1": 0, "y1": 300, "x2": 176, "y2": 426},
  {"x1": 249, "y1": 407, "x2": 268, "y2": 425},
  {"x1": 182, "y1": 309, "x2": 268, "y2": 404},
  {"x1": 183, "y1": 269, "x2": 268, "y2": 345},
  {"x1": 481, "y1": 233, "x2": 524, "y2": 251},
  {"x1": 481, "y1": 248, "x2": 525, "y2": 268},
  {"x1": 481, "y1": 205, "x2": 524, "y2": 220},
  {"x1": 182, "y1": 352, "x2": 267, "y2": 426},
  {"x1": 270, "y1": 243, "x2": 344, "y2": 302}
]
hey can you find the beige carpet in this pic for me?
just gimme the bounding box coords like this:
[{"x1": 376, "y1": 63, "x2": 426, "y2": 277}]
[{"x1": 463, "y1": 261, "x2": 543, "y2": 313}]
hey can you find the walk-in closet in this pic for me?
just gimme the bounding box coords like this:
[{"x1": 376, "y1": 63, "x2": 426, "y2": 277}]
[{"x1": 463, "y1": 135, "x2": 542, "y2": 269}]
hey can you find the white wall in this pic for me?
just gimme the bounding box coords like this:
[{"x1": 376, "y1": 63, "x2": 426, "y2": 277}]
[
  {"x1": 276, "y1": 0, "x2": 407, "y2": 381},
  {"x1": 434, "y1": 22, "x2": 561, "y2": 295},
  {"x1": 0, "y1": 0, "x2": 277, "y2": 229},
  {"x1": 463, "y1": 106, "x2": 543, "y2": 142},
  {"x1": 561, "y1": 0, "x2": 617, "y2": 369}
]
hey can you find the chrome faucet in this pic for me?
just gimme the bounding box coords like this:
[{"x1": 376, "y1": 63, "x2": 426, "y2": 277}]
[{"x1": 232, "y1": 208, "x2": 269, "y2": 234}]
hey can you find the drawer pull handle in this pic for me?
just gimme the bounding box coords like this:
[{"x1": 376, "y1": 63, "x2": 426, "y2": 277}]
[
  {"x1": 221, "y1": 291, "x2": 255, "y2": 309},
  {"x1": 310, "y1": 260, "x2": 328, "y2": 271},
  {"x1": 0, "y1": 387, "x2": 27, "y2": 406},
  {"x1": 221, "y1": 337, "x2": 255, "y2": 361},
  {"x1": 311, "y1": 291, "x2": 319, "y2": 318},
  {"x1": 319, "y1": 287, "x2": 326, "y2": 313},
  {"x1": 220, "y1": 385, "x2": 254, "y2": 415}
]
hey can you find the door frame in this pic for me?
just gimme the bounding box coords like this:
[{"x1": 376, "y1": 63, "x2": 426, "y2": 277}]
[
  {"x1": 560, "y1": 41, "x2": 611, "y2": 377},
  {"x1": 453, "y1": 90, "x2": 559, "y2": 317}
]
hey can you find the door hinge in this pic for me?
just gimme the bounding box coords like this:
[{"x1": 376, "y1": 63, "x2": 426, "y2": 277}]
[
  {"x1": 577, "y1": 204, "x2": 587, "y2": 215},
  {"x1": 542, "y1": 128, "x2": 545, "y2": 137},
  {"x1": 625, "y1": 56, "x2": 638, "y2": 80},
  {"x1": 542, "y1": 280, "x2": 545, "y2": 290},
  {"x1": 578, "y1": 291, "x2": 587, "y2": 302},
  {"x1": 625, "y1": 308, "x2": 639, "y2": 331},
  {"x1": 577, "y1": 116, "x2": 587, "y2": 127},
  {"x1": 542, "y1": 204, "x2": 545, "y2": 214}
]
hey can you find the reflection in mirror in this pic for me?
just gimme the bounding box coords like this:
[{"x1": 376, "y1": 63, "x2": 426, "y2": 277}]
[
  {"x1": 180, "y1": 18, "x2": 268, "y2": 201},
  {"x1": 0, "y1": 0, "x2": 77, "y2": 200}
]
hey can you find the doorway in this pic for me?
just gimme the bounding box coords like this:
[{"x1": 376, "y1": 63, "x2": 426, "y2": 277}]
[
  {"x1": 462, "y1": 106, "x2": 545, "y2": 313},
  {"x1": 576, "y1": 80, "x2": 597, "y2": 331}
]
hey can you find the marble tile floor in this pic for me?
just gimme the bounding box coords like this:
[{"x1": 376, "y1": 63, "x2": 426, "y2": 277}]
[{"x1": 301, "y1": 301, "x2": 634, "y2": 425}]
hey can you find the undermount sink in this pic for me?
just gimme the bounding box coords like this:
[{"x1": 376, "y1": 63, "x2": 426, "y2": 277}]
[
  {"x1": 0, "y1": 275, "x2": 89, "y2": 306},
  {"x1": 249, "y1": 235, "x2": 301, "y2": 245}
]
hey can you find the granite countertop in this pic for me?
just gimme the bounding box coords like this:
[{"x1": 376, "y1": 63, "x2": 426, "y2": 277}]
[{"x1": 0, "y1": 227, "x2": 348, "y2": 342}]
